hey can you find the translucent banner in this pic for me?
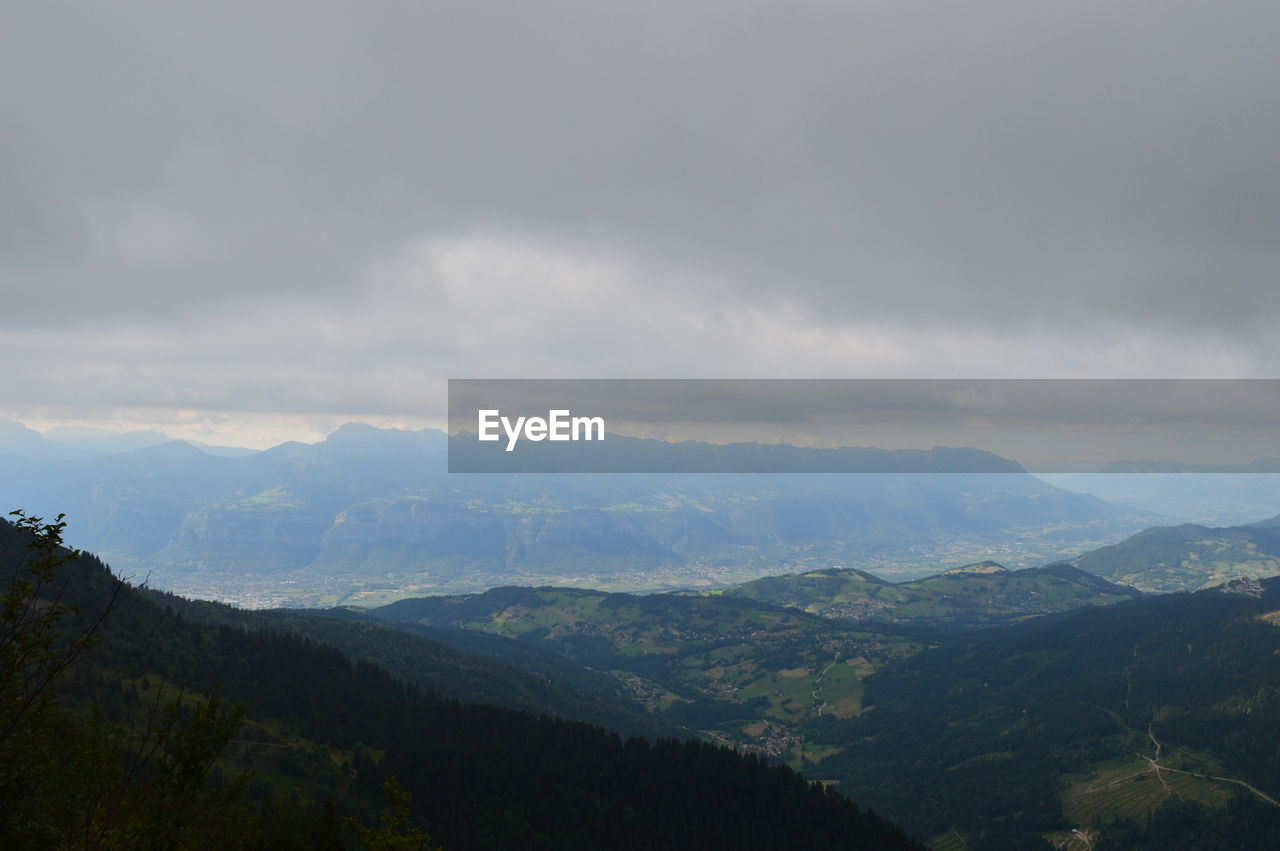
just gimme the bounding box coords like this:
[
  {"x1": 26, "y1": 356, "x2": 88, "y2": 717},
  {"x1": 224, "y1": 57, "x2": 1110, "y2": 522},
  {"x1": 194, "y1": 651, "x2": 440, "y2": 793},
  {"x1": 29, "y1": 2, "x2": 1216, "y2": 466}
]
[{"x1": 447, "y1": 379, "x2": 1280, "y2": 474}]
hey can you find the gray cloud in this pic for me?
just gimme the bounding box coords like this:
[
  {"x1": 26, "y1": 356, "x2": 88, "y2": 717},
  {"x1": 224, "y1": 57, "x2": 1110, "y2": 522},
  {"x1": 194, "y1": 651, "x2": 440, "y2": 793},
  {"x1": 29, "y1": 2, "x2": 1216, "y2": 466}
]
[{"x1": 4, "y1": 1, "x2": 1280, "y2": 441}]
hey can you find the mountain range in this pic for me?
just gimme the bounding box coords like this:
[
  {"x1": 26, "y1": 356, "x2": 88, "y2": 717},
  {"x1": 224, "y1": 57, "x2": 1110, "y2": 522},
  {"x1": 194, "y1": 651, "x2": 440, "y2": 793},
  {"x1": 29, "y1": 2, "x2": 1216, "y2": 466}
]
[{"x1": 0, "y1": 421, "x2": 1151, "y2": 607}]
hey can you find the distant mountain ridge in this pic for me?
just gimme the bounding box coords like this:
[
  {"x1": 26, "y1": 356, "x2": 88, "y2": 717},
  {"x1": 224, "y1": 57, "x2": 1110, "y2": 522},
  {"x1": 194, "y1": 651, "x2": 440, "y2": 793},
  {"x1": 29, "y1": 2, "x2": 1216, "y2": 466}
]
[
  {"x1": 1100, "y1": 457, "x2": 1280, "y2": 474},
  {"x1": 451, "y1": 431, "x2": 1027, "y2": 473},
  {"x1": 0, "y1": 422, "x2": 1147, "y2": 605},
  {"x1": 0, "y1": 418, "x2": 97, "y2": 459},
  {"x1": 0, "y1": 418, "x2": 258, "y2": 460}
]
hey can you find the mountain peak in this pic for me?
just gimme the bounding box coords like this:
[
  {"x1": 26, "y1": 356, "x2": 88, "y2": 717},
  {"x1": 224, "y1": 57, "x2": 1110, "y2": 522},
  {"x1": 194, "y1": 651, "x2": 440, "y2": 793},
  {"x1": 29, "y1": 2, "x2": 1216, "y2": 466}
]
[
  {"x1": 325, "y1": 422, "x2": 430, "y2": 445},
  {"x1": 125, "y1": 439, "x2": 205, "y2": 459},
  {"x1": 328, "y1": 421, "x2": 391, "y2": 439},
  {"x1": 831, "y1": 567, "x2": 890, "y2": 582}
]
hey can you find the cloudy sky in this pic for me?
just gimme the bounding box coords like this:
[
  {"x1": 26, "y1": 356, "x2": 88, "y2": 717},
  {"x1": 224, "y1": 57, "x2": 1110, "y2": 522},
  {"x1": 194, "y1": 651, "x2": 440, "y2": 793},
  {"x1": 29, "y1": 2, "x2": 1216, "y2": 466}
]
[{"x1": 4, "y1": 1, "x2": 1280, "y2": 447}]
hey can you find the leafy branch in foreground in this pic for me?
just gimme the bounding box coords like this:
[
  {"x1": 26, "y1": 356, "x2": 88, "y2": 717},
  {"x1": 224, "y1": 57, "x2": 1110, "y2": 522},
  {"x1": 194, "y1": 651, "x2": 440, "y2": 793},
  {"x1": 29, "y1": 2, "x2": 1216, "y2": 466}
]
[{"x1": 0, "y1": 510, "x2": 129, "y2": 749}]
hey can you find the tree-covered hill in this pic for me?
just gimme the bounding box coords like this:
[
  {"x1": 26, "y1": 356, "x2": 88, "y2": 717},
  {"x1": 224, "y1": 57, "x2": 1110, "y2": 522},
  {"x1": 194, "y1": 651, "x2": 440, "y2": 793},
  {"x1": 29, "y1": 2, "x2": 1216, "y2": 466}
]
[
  {"x1": 1072, "y1": 521, "x2": 1280, "y2": 592},
  {"x1": 719, "y1": 561, "x2": 1141, "y2": 626},
  {"x1": 151, "y1": 592, "x2": 666, "y2": 739}
]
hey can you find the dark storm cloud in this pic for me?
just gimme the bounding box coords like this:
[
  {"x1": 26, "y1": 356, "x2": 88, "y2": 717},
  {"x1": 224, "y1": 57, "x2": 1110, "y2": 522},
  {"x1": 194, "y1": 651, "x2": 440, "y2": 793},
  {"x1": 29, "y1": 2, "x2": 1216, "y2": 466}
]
[{"x1": 4, "y1": 1, "x2": 1280, "y2": 437}]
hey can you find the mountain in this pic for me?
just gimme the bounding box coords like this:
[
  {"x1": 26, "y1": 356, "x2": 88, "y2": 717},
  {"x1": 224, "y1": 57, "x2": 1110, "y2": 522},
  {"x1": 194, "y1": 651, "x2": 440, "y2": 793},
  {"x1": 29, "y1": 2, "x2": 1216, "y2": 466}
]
[
  {"x1": 720, "y1": 560, "x2": 1142, "y2": 626},
  {"x1": 808, "y1": 579, "x2": 1280, "y2": 848},
  {"x1": 0, "y1": 418, "x2": 96, "y2": 459},
  {"x1": 1072, "y1": 520, "x2": 1280, "y2": 592},
  {"x1": 0, "y1": 421, "x2": 1150, "y2": 606},
  {"x1": 0, "y1": 514, "x2": 922, "y2": 850}
]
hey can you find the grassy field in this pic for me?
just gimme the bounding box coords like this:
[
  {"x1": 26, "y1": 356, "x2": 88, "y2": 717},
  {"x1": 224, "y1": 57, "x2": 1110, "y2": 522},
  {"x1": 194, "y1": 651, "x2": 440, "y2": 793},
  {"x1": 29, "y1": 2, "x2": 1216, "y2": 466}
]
[
  {"x1": 1061, "y1": 755, "x2": 1235, "y2": 826},
  {"x1": 925, "y1": 827, "x2": 970, "y2": 851},
  {"x1": 1042, "y1": 828, "x2": 1098, "y2": 850}
]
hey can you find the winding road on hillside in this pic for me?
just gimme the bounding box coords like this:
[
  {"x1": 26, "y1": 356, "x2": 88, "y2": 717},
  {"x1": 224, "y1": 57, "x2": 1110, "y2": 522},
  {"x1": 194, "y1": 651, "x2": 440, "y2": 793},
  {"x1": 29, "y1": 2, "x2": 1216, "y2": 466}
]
[
  {"x1": 1141, "y1": 729, "x2": 1279, "y2": 807},
  {"x1": 812, "y1": 655, "x2": 840, "y2": 717},
  {"x1": 1076, "y1": 727, "x2": 1280, "y2": 810}
]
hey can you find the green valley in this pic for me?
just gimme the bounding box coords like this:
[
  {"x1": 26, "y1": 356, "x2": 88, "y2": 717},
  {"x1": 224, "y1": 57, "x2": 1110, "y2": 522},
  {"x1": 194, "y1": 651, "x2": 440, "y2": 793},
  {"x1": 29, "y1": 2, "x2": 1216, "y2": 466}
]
[{"x1": 369, "y1": 586, "x2": 928, "y2": 762}]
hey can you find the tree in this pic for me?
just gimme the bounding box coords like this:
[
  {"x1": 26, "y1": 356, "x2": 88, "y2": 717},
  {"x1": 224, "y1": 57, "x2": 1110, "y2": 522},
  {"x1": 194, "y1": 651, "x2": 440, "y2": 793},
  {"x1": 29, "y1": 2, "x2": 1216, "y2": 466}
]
[
  {"x1": 0, "y1": 511, "x2": 127, "y2": 749},
  {"x1": 347, "y1": 776, "x2": 442, "y2": 851}
]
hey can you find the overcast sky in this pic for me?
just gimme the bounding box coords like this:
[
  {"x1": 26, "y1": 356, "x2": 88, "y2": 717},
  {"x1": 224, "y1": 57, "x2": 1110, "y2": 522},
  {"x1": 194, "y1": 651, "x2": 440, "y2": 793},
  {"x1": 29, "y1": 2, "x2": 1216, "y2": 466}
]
[{"x1": 4, "y1": 1, "x2": 1280, "y2": 447}]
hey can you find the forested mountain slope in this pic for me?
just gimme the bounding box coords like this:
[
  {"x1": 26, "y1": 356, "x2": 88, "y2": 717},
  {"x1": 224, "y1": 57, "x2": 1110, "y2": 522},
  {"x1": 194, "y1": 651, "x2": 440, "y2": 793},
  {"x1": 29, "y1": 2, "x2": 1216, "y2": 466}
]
[
  {"x1": 152, "y1": 591, "x2": 665, "y2": 738},
  {"x1": 811, "y1": 581, "x2": 1280, "y2": 848}
]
